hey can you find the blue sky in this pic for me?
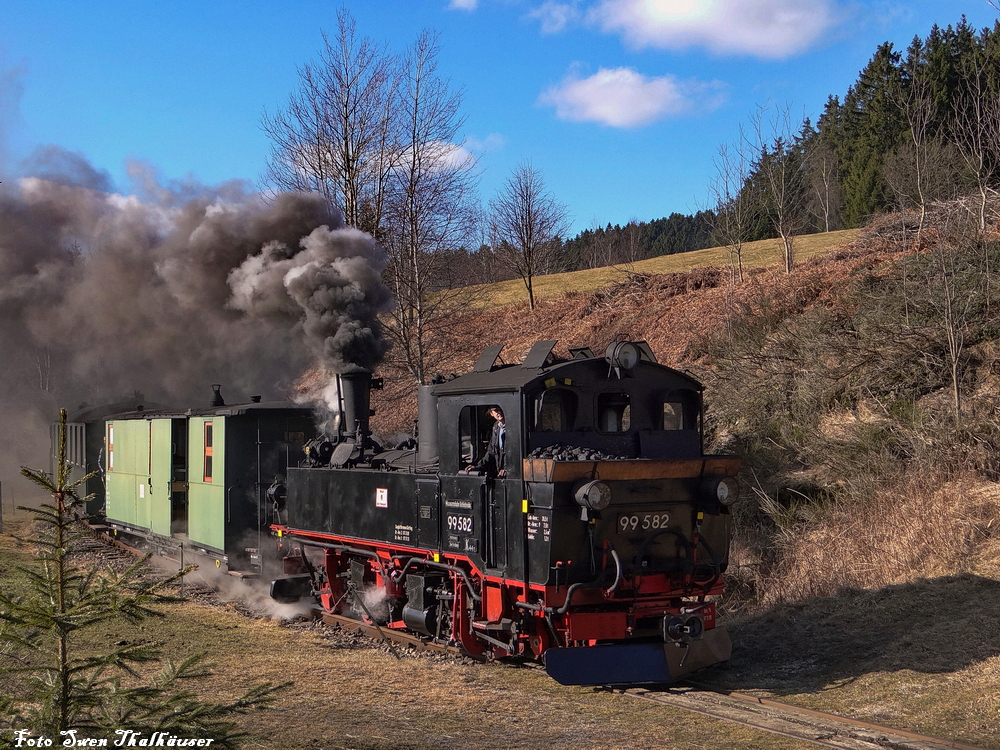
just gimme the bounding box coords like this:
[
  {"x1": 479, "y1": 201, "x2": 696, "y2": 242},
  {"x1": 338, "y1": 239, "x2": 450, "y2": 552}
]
[{"x1": 1, "y1": 0, "x2": 997, "y2": 236}]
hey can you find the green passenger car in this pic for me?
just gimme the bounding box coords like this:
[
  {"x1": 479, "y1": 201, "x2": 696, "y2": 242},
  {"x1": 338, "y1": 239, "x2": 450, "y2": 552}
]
[{"x1": 105, "y1": 400, "x2": 315, "y2": 573}]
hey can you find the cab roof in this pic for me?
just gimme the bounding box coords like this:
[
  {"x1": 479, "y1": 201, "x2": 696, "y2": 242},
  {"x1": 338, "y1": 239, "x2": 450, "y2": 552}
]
[{"x1": 432, "y1": 340, "x2": 703, "y2": 396}]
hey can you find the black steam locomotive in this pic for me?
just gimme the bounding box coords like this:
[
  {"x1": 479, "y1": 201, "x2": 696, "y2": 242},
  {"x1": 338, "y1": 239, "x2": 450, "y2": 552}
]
[{"x1": 271, "y1": 340, "x2": 739, "y2": 686}]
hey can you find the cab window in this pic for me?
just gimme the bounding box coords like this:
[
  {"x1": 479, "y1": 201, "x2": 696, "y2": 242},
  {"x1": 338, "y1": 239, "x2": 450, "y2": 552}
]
[
  {"x1": 597, "y1": 393, "x2": 631, "y2": 433},
  {"x1": 459, "y1": 405, "x2": 505, "y2": 468},
  {"x1": 659, "y1": 389, "x2": 700, "y2": 431},
  {"x1": 535, "y1": 388, "x2": 578, "y2": 432},
  {"x1": 662, "y1": 401, "x2": 683, "y2": 430}
]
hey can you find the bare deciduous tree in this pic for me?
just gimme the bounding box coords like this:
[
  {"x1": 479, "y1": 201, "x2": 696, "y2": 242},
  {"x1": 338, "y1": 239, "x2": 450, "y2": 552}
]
[
  {"x1": 750, "y1": 105, "x2": 809, "y2": 274},
  {"x1": 489, "y1": 162, "x2": 570, "y2": 310},
  {"x1": 950, "y1": 55, "x2": 1000, "y2": 234},
  {"x1": 582, "y1": 219, "x2": 614, "y2": 269},
  {"x1": 709, "y1": 130, "x2": 758, "y2": 283},
  {"x1": 885, "y1": 67, "x2": 942, "y2": 238},
  {"x1": 917, "y1": 206, "x2": 984, "y2": 422},
  {"x1": 883, "y1": 137, "x2": 966, "y2": 215},
  {"x1": 805, "y1": 139, "x2": 842, "y2": 233},
  {"x1": 618, "y1": 218, "x2": 643, "y2": 265},
  {"x1": 262, "y1": 11, "x2": 482, "y2": 385},
  {"x1": 261, "y1": 8, "x2": 398, "y2": 236},
  {"x1": 381, "y1": 30, "x2": 480, "y2": 384}
]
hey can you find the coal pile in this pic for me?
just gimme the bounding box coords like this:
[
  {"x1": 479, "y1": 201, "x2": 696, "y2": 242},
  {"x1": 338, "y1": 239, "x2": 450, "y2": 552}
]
[{"x1": 527, "y1": 443, "x2": 629, "y2": 461}]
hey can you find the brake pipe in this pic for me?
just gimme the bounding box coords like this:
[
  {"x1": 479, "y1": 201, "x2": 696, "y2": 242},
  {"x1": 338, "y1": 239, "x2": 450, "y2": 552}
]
[{"x1": 604, "y1": 548, "x2": 623, "y2": 596}]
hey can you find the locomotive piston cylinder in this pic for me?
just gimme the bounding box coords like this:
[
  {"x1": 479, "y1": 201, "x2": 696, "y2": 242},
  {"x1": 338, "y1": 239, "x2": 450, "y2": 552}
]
[
  {"x1": 402, "y1": 605, "x2": 437, "y2": 636},
  {"x1": 403, "y1": 573, "x2": 443, "y2": 636}
]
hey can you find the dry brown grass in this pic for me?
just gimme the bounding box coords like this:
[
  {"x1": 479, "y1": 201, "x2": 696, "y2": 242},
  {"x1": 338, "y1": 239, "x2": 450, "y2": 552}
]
[
  {"x1": 0, "y1": 515, "x2": 817, "y2": 749},
  {"x1": 728, "y1": 474, "x2": 1000, "y2": 609},
  {"x1": 710, "y1": 567, "x2": 1000, "y2": 748},
  {"x1": 700, "y1": 467, "x2": 1000, "y2": 747}
]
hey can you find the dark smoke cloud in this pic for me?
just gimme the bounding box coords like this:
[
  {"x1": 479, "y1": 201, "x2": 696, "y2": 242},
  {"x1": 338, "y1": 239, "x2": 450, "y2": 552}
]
[
  {"x1": 229, "y1": 224, "x2": 393, "y2": 373},
  {"x1": 22, "y1": 145, "x2": 113, "y2": 192},
  {"x1": 0, "y1": 148, "x2": 392, "y2": 490}
]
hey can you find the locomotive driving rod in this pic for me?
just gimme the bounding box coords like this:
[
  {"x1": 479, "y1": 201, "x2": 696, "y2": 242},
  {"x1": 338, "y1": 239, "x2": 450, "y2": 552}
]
[{"x1": 294, "y1": 537, "x2": 381, "y2": 561}]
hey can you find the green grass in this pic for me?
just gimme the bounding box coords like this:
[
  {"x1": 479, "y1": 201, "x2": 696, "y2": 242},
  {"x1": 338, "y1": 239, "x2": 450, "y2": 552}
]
[{"x1": 474, "y1": 228, "x2": 861, "y2": 309}]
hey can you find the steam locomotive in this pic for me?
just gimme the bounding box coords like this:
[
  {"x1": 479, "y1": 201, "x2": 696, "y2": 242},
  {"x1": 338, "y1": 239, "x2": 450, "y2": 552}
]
[
  {"x1": 56, "y1": 339, "x2": 738, "y2": 685},
  {"x1": 270, "y1": 340, "x2": 740, "y2": 686}
]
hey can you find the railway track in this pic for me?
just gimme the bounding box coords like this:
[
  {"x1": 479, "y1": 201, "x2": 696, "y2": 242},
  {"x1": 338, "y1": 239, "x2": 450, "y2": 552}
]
[
  {"x1": 318, "y1": 609, "x2": 487, "y2": 661},
  {"x1": 80, "y1": 526, "x2": 991, "y2": 750},
  {"x1": 318, "y1": 607, "x2": 989, "y2": 750},
  {"x1": 625, "y1": 684, "x2": 990, "y2": 750},
  {"x1": 77, "y1": 524, "x2": 146, "y2": 560}
]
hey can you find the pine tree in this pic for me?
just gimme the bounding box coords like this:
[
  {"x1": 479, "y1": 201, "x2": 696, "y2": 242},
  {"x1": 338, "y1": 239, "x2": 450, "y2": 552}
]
[
  {"x1": 0, "y1": 410, "x2": 283, "y2": 748},
  {"x1": 840, "y1": 42, "x2": 906, "y2": 226}
]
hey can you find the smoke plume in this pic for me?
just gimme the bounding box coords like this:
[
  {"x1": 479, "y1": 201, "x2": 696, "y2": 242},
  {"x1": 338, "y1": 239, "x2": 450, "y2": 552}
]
[
  {"x1": 0, "y1": 146, "x2": 392, "y2": 491},
  {"x1": 228, "y1": 224, "x2": 393, "y2": 373}
]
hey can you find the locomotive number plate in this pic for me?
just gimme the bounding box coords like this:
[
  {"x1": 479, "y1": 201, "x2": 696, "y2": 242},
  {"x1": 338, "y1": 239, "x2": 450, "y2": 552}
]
[
  {"x1": 447, "y1": 514, "x2": 474, "y2": 535},
  {"x1": 618, "y1": 512, "x2": 670, "y2": 533}
]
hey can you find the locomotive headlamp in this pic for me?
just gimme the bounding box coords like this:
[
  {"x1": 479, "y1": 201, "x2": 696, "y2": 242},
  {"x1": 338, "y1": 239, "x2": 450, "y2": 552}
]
[
  {"x1": 605, "y1": 341, "x2": 640, "y2": 370},
  {"x1": 574, "y1": 480, "x2": 612, "y2": 511},
  {"x1": 702, "y1": 475, "x2": 739, "y2": 506}
]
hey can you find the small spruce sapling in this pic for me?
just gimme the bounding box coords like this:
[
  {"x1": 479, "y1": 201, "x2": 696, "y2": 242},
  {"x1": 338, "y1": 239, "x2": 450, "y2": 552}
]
[{"x1": 0, "y1": 409, "x2": 284, "y2": 747}]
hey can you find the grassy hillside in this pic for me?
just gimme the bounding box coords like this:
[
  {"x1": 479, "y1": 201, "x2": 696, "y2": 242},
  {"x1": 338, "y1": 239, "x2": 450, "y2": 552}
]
[
  {"x1": 472, "y1": 228, "x2": 860, "y2": 309},
  {"x1": 373, "y1": 208, "x2": 1000, "y2": 743}
]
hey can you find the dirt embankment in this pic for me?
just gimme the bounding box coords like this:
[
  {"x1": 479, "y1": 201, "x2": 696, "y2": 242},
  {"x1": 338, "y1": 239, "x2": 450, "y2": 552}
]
[{"x1": 371, "y1": 239, "x2": 904, "y2": 439}]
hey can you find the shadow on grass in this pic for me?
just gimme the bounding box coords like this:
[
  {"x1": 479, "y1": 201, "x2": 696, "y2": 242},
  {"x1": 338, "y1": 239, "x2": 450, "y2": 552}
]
[{"x1": 698, "y1": 573, "x2": 1000, "y2": 694}]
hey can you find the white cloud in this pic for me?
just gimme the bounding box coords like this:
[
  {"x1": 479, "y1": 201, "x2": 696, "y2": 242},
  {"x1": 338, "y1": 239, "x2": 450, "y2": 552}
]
[
  {"x1": 589, "y1": 0, "x2": 840, "y2": 59},
  {"x1": 527, "y1": 1, "x2": 581, "y2": 34},
  {"x1": 448, "y1": 0, "x2": 478, "y2": 10},
  {"x1": 464, "y1": 133, "x2": 507, "y2": 153},
  {"x1": 398, "y1": 140, "x2": 478, "y2": 172},
  {"x1": 537, "y1": 66, "x2": 725, "y2": 127},
  {"x1": 434, "y1": 141, "x2": 478, "y2": 170}
]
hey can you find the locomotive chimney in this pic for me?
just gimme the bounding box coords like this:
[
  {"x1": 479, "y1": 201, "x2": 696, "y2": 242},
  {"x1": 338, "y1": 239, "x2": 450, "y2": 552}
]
[
  {"x1": 417, "y1": 385, "x2": 439, "y2": 463},
  {"x1": 339, "y1": 371, "x2": 372, "y2": 441},
  {"x1": 210, "y1": 384, "x2": 225, "y2": 407}
]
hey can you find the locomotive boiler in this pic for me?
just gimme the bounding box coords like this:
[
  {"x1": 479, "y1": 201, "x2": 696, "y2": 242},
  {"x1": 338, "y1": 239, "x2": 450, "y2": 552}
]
[{"x1": 271, "y1": 340, "x2": 740, "y2": 686}]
